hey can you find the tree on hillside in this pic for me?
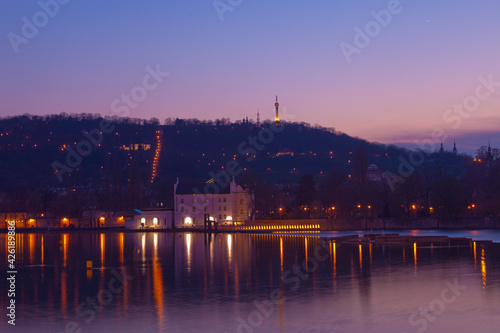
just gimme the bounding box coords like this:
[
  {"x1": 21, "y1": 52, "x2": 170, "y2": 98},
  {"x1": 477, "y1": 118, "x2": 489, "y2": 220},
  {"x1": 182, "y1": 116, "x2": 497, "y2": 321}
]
[
  {"x1": 431, "y1": 177, "x2": 468, "y2": 218},
  {"x1": 352, "y1": 145, "x2": 368, "y2": 186},
  {"x1": 295, "y1": 174, "x2": 316, "y2": 217}
]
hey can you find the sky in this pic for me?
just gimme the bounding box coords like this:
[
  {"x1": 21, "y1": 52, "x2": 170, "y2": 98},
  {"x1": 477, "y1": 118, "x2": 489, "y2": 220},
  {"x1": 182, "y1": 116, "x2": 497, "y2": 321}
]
[{"x1": 1, "y1": 0, "x2": 499, "y2": 154}]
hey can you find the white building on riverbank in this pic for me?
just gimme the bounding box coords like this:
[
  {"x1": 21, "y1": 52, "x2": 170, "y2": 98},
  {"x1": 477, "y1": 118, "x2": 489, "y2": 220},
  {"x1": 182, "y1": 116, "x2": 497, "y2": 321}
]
[{"x1": 174, "y1": 178, "x2": 254, "y2": 228}]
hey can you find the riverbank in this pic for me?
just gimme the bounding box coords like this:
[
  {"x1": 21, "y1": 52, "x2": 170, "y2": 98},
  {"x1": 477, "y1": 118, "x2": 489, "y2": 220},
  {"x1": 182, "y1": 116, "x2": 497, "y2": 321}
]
[
  {"x1": 2, "y1": 216, "x2": 499, "y2": 233},
  {"x1": 254, "y1": 216, "x2": 500, "y2": 230}
]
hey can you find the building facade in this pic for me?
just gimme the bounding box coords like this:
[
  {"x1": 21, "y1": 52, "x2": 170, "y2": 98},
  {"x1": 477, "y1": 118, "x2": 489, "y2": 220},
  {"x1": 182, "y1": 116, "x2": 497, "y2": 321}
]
[
  {"x1": 174, "y1": 178, "x2": 254, "y2": 228},
  {"x1": 124, "y1": 208, "x2": 174, "y2": 229}
]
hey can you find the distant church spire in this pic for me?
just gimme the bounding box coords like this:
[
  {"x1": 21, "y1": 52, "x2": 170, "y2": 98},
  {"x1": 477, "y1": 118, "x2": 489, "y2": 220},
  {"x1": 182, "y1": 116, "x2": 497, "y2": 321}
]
[
  {"x1": 439, "y1": 142, "x2": 444, "y2": 154},
  {"x1": 257, "y1": 109, "x2": 260, "y2": 127},
  {"x1": 453, "y1": 141, "x2": 457, "y2": 155},
  {"x1": 487, "y1": 140, "x2": 493, "y2": 161},
  {"x1": 275, "y1": 96, "x2": 280, "y2": 123}
]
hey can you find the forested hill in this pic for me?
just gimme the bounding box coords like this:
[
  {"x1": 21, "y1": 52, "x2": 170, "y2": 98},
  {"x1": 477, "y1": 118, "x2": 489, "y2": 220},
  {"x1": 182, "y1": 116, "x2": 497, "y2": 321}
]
[
  {"x1": 0, "y1": 114, "x2": 408, "y2": 189},
  {"x1": 4, "y1": 114, "x2": 499, "y2": 218}
]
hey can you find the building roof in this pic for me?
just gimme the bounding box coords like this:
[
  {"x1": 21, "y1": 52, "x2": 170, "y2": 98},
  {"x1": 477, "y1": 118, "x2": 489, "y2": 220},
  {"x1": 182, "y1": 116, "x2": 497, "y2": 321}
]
[{"x1": 175, "y1": 183, "x2": 231, "y2": 195}]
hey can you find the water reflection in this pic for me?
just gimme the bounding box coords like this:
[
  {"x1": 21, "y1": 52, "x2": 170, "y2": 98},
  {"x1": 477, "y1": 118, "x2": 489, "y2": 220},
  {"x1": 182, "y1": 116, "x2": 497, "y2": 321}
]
[
  {"x1": 41, "y1": 235, "x2": 44, "y2": 266},
  {"x1": 481, "y1": 247, "x2": 487, "y2": 290},
  {"x1": 359, "y1": 244, "x2": 363, "y2": 269},
  {"x1": 186, "y1": 233, "x2": 192, "y2": 273},
  {"x1": 280, "y1": 236, "x2": 283, "y2": 275},
  {"x1": 119, "y1": 232, "x2": 124, "y2": 265},
  {"x1": 413, "y1": 241, "x2": 417, "y2": 272},
  {"x1": 227, "y1": 234, "x2": 232, "y2": 268},
  {"x1": 100, "y1": 233, "x2": 104, "y2": 266},
  {"x1": 141, "y1": 233, "x2": 146, "y2": 264},
  {"x1": 474, "y1": 241, "x2": 477, "y2": 268},
  {"x1": 63, "y1": 233, "x2": 68, "y2": 267},
  {"x1": 152, "y1": 233, "x2": 164, "y2": 330},
  {"x1": 1, "y1": 232, "x2": 499, "y2": 333},
  {"x1": 29, "y1": 233, "x2": 35, "y2": 264}
]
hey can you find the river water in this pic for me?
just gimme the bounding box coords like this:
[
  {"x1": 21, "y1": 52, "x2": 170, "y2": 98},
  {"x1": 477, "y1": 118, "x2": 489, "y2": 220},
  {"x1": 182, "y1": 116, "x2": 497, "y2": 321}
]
[{"x1": 1, "y1": 231, "x2": 499, "y2": 333}]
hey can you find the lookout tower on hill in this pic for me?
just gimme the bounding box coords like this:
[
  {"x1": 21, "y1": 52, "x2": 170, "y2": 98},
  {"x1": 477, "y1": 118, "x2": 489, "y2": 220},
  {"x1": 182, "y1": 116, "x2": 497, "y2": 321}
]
[{"x1": 274, "y1": 96, "x2": 280, "y2": 123}]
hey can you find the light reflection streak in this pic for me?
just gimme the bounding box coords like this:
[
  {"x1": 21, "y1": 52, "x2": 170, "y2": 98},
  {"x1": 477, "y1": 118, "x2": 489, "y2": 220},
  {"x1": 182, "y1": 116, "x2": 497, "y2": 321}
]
[
  {"x1": 358, "y1": 244, "x2": 362, "y2": 269},
  {"x1": 119, "y1": 233, "x2": 124, "y2": 265},
  {"x1": 100, "y1": 233, "x2": 105, "y2": 266},
  {"x1": 280, "y1": 237, "x2": 283, "y2": 275},
  {"x1": 473, "y1": 242, "x2": 477, "y2": 269},
  {"x1": 481, "y1": 247, "x2": 486, "y2": 290},
  {"x1": 413, "y1": 242, "x2": 417, "y2": 272},
  {"x1": 304, "y1": 237, "x2": 308, "y2": 262},
  {"x1": 41, "y1": 235, "x2": 44, "y2": 266},
  {"x1": 153, "y1": 233, "x2": 164, "y2": 330},
  {"x1": 186, "y1": 233, "x2": 192, "y2": 273},
  {"x1": 63, "y1": 234, "x2": 68, "y2": 267},
  {"x1": 29, "y1": 234, "x2": 35, "y2": 264},
  {"x1": 369, "y1": 243, "x2": 372, "y2": 266},
  {"x1": 141, "y1": 234, "x2": 146, "y2": 263},
  {"x1": 227, "y1": 234, "x2": 232, "y2": 269}
]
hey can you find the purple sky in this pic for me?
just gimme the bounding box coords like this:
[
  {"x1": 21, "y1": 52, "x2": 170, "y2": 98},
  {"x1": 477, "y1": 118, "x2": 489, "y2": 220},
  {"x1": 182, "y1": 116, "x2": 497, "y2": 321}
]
[{"x1": 1, "y1": 0, "x2": 499, "y2": 154}]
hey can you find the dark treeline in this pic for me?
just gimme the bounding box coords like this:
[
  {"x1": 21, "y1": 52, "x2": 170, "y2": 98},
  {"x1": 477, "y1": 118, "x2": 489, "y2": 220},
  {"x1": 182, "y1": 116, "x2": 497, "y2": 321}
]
[{"x1": 0, "y1": 114, "x2": 497, "y2": 220}]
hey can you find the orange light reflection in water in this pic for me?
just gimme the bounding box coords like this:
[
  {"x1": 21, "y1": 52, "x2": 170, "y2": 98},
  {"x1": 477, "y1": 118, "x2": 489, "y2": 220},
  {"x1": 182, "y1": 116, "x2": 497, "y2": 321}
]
[
  {"x1": 481, "y1": 248, "x2": 487, "y2": 290},
  {"x1": 153, "y1": 233, "x2": 165, "y2": 330},
  {"x1": 120, "y1": 233, "x2": 124, "y2": 265},
  {"x1": 473, "y1": 242, "x2": 477, "y2": 269},
  {"x1": 413, "y1": 242, "x2": 417, "y2": 272},
  {"x1": 359, "y1": 244, "x2": 362, "y2": 269},
  {"x1": 41, "y1": 235, "x2": 44, "y2": 266},
  {"x1": 29, "y1": 234, "x2": 35, "y2": 264},
  {"x1": 63, "y1": 234, "x2": 68, "y2": 267},
  {"x1": 280, "y1": 237, "x2": 284, "y2": 275}
]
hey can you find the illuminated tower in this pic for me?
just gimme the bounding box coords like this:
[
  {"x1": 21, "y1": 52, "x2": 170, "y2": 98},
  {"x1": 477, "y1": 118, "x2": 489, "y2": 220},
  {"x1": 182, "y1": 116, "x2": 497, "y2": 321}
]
[
  {"x1": 256, "y1": 110, "x2": 260, "y2": 127},
  {"x1": 274, "y1": 96, "x2": 280, "y2": 123}
]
